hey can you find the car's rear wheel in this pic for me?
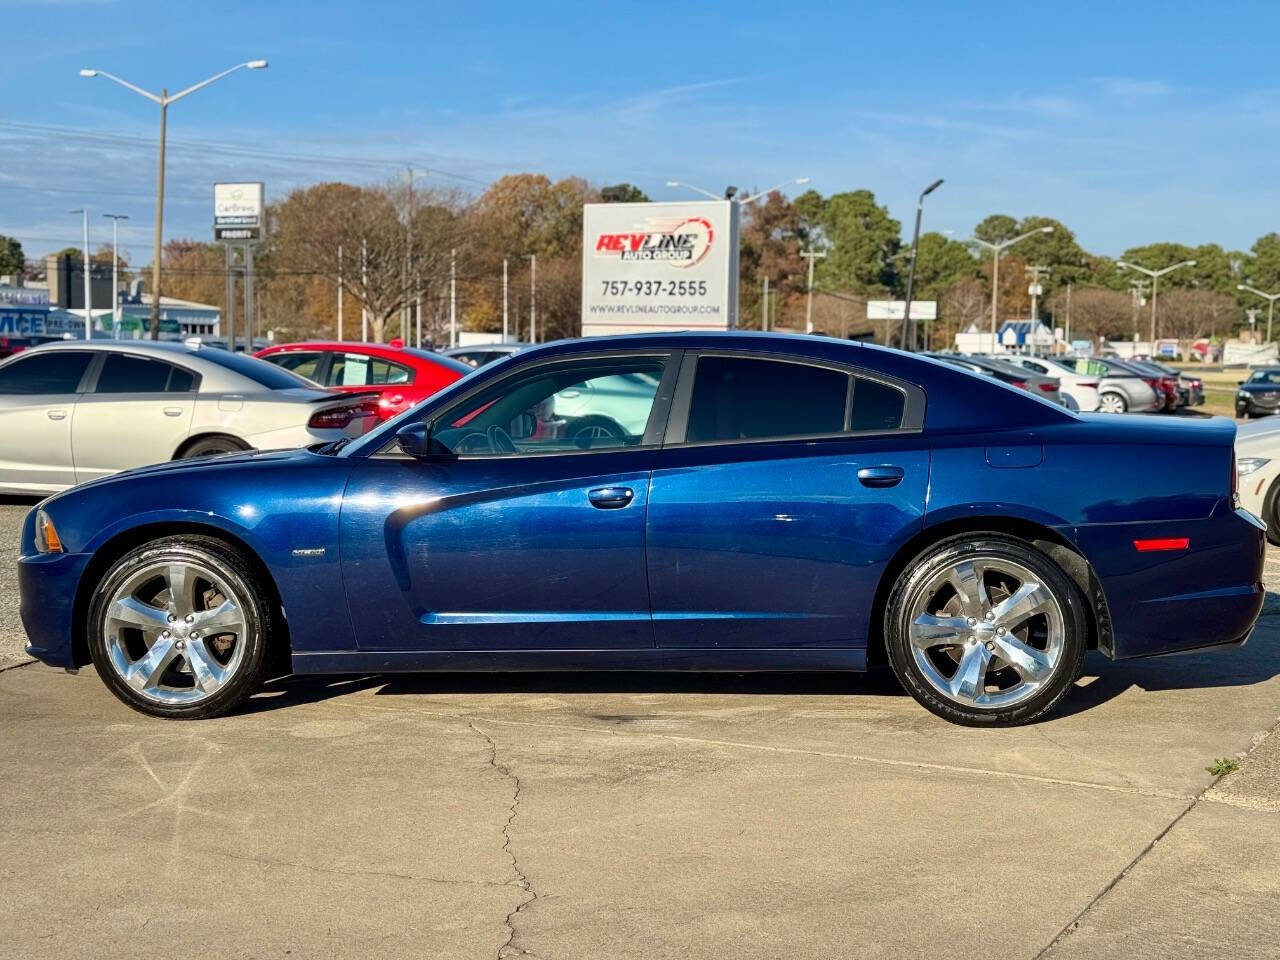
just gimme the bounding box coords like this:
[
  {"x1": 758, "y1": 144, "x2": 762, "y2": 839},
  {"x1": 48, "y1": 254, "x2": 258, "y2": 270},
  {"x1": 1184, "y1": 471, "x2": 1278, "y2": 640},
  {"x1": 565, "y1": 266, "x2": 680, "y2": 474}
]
[
  {"x1": 1098, "y1": 392, "x2": 1127, "y2": 414},
  {"x1": 87, "y1": 536, "x2": 273, "y2": 719},
  {"x1": 884, "y1": 534, "x2": 1086, "y2": 726},
  {"x1": 180, "y1": 435, "x2": 250, "y2": 459}
]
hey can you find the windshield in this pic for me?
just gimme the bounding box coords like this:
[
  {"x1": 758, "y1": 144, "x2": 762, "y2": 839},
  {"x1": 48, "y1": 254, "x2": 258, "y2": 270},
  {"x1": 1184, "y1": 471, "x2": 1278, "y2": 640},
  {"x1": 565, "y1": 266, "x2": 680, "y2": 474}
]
[
  {"x1": 1248, "y1": 370, "x2": 1280, "y2": 384},
  {"x1": 198, "y1": 349, "x2": 320, "y2": 390}
]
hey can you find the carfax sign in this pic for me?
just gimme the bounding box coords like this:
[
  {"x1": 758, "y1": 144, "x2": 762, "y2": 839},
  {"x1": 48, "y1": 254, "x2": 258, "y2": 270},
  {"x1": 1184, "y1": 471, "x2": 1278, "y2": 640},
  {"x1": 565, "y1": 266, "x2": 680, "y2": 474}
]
[{"x1": 581, "y1": 200, "x2": 739, "y2": 336}]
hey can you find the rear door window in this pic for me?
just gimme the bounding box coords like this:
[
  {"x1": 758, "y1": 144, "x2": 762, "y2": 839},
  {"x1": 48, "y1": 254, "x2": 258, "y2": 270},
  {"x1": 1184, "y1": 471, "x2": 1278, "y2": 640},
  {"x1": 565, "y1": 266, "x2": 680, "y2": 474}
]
[
  {"x1": 263, "y1": 351, "x2": 324, "y2": 382},
  {"x1": 94, "y1": 353, "x2": 197, "y2": 393}
]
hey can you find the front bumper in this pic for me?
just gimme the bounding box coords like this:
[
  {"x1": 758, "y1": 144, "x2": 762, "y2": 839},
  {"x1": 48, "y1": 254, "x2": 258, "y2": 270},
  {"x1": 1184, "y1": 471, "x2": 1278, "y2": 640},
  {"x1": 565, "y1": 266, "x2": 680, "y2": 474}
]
[
  {"x1": 19, "y1": 551, "x2": 93, "y2": 668},
  {"x1": 1071, "y1": 505, "x2": 1265, "y2": 659}
]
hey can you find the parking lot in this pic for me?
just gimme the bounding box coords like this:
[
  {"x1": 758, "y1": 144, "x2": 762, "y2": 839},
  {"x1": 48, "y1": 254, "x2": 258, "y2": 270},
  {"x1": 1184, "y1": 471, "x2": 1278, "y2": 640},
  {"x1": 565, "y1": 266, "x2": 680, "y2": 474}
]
[{"x1": 1, "y1": 499, "x2": 1278, "y2": 959}]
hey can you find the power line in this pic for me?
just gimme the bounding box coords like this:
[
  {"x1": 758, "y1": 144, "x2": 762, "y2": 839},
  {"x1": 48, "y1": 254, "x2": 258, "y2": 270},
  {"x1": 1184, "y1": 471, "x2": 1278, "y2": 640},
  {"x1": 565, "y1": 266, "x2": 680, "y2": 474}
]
[{"x1": 0, "y1": 120, "x2": 493, "y2": 187}]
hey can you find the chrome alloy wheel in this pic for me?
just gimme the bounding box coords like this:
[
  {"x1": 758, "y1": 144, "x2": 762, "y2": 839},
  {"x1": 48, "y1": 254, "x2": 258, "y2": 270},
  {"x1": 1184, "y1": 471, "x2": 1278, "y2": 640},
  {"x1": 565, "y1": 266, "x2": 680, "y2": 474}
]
[
  {"x1": 102, "y1": 559, "x2": 249, "y2": 705},
  {"x1": 907, "y1": 556, "x2": 1065, "y2": 710}
]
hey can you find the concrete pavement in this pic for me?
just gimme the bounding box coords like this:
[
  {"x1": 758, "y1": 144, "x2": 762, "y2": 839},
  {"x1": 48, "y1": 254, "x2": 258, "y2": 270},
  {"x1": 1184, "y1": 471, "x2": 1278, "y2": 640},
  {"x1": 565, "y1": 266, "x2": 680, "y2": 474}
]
[{"x1": 2, "y1": 622, "x2": 1278, "y2": 960}]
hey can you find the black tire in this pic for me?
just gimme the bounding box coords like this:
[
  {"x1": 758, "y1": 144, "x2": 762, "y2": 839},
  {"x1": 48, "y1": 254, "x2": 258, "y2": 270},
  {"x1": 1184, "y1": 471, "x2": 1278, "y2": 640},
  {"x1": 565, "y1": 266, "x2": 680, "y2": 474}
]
[
  {"x1": 1264, "y1": 480, "x2": 1280, "y2": 547},
  {"x1": 87, "y1": 535, "x2": 275, "y2": 719},
  {"x1": 179, "y1": 435, "x2": 250, "y2": 459},
  {"x1": 884, "y1": 533, "x2": 1087, "y2": 726}
]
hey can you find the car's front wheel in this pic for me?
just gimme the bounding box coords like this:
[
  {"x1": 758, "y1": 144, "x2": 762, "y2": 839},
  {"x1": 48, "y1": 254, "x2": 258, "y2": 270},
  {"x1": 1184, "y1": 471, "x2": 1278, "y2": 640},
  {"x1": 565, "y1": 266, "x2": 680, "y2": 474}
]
[
  {"x1": 884, "y1": 534, "x2": 1087, "y2": 726},
  {"x1": 87, "y1": 535, "x2": 273, "y2": 719}
]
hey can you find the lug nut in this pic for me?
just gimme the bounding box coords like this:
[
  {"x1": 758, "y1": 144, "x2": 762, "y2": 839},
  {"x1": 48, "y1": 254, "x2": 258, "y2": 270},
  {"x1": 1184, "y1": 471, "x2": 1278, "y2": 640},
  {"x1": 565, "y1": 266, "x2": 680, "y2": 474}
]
[
  {"x1": 167, "y1": 614, "x2": 176, "y2": 623},
  {"x1": 996, "y1": 626, "x2": 1006, "y2": 636},
  {"x1": 161, "y1": 631, "x2": 170, "y2": 639},
  {"x1": 984, "y1": 612, "x2": 995, "y2": 621},
  {"x1": 967, "y1": 617, "x2": 978, "y2": 627},
  {"x1": 190, "y1": 632, "x2": 199, "y2": 640},
  {"x1": 175, "y1": 640, "x2": 186, "y2": 651},
  {"x1": 185, "y1": 614, "x2": 195, "y2": 624},
  {"x1": 985, "y1": 640, "x2": 996, "y2": 651}
]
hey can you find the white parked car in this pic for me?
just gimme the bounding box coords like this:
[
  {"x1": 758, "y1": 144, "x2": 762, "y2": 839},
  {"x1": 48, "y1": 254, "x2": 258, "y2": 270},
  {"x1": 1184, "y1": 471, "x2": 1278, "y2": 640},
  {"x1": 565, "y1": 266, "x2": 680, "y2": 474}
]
[
  {"x1": 0, "y1": 341, "x2": 377, "y2": 495},
  {"x1": 1236, "y1": 417, "x2": 1280, "y2": 544},
  {"x1": 1002, "y1": 355, "x2": 1101, "y2": 412}
]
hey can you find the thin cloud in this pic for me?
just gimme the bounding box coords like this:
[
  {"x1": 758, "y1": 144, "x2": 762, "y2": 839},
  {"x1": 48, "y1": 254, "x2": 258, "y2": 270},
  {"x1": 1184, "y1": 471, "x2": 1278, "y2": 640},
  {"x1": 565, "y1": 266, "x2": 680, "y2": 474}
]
[{"x1": 1097, "y1": 77, "x2": 1173, "y2": 97}]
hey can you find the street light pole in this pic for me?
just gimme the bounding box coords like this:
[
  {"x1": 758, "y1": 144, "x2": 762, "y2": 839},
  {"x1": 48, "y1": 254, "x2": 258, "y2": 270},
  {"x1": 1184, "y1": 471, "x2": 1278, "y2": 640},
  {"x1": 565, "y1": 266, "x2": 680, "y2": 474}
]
[
  {"x1": 529, "y1": 254, "x2": 537, "y2": 343},
  {"x1": 898, "y1": 178, "x2": 943, "y2": 350},
  {"x1": 1117, "y1": 259, "x2": 1196, "y2": 346},
  {"x1": 971, "y1": 227, "x2": 1054, "y2": 352},
  {"x1": 103, "y1": 213, "x2": 128, "y2": 336},
  {"x1": 1238, "y1": 284, "x2": 1280, "y2": 342},
  {"x1": 79, "y1": 60, "x2": 268, "y2": 339}
]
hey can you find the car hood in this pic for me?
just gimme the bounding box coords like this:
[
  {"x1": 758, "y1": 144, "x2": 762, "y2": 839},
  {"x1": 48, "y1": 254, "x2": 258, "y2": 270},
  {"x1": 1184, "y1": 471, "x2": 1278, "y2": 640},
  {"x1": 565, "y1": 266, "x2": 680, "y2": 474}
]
[{"x1": 45, "y1": 447, "x2": 321, "y2": 504}]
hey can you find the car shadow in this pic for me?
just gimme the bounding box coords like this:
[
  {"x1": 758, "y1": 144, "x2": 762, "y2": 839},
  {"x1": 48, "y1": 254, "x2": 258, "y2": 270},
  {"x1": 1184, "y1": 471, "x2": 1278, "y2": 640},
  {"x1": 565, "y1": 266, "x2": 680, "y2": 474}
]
[
  {"x1": 0, "y1": 495, "x2": 43, "y2": 507},
  {"x1": 239, "y1": 629, "x2": 1280, "y2": 722}
]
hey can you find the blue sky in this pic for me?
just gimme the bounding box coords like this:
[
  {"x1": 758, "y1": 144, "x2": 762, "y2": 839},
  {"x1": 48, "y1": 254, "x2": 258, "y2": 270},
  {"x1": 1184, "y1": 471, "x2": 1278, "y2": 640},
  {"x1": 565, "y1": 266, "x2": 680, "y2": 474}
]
[{"x1": 1, "y1": 0, "x2": 1277, "y2": 265}]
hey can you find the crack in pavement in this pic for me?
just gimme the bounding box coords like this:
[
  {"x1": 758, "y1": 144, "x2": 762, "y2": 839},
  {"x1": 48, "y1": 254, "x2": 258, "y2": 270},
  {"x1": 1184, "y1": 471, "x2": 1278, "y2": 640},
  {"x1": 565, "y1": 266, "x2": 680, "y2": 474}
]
[
  {"x1": 1030, "y1": 718, "x2": 1280, "y2": 959},
  {"x1": 470, "y1": 720, "x2": 539, "y2": 960}
]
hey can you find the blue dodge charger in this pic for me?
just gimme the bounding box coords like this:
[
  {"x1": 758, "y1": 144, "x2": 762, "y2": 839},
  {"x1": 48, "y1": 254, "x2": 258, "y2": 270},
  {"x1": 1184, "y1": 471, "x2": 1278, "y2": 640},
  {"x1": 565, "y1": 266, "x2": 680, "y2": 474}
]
[{"x1": 18, "y1": 333, "x2": 1266, "y2": 725}]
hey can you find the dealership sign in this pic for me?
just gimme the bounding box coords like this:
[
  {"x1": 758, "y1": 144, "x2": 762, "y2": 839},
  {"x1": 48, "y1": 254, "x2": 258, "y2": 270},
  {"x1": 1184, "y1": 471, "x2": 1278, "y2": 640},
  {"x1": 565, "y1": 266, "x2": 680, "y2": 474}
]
[
  {"x1": 214, "y1": 182, "x2": 264, "y2": 241},
  {"x1": 581, "y1": 200, "x2": 739, "y2": 336}
]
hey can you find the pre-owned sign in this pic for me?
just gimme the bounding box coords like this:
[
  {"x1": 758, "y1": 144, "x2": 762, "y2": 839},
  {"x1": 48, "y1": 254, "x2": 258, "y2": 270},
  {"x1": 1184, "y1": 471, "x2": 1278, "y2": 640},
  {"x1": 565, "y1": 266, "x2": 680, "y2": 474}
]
[{"x1": 581, "y1": 200, "x2": 738, "y2": 336}]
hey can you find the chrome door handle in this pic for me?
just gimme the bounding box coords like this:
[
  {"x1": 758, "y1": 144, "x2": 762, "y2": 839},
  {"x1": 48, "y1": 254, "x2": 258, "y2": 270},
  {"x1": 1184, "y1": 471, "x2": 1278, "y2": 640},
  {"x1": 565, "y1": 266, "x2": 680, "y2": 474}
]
[
  {"x1": 587, "y1": 486, "x2": 634, "y2": 509},
  {"x1": 857, "y1": 465, "x2": 904, "y2": 488},
  {"x1": 163, "y1": 407, "x2": 183, "y2": 417},
  {"x1": 47, "y1": 409, "x2": 67, "y2": 421}
]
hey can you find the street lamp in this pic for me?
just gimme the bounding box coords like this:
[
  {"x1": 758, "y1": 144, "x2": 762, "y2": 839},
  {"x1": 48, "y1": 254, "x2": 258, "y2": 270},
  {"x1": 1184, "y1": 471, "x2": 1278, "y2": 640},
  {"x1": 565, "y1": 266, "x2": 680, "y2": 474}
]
[
  {"x1": 898, "y1": 178, "x2": 944, "y2": 351},
  {"x1": 666, "y1": 177, "x2": 810, "y2": 205},
  {"x1": 80, "y1": 60, "x2": 268, "y2": 340},
  {"x1": 1238, "y1": 284, "x2": 1280, "y2": 342},
  {"x1": 1116, "y1": 259, "x2": 1195, "y2": 345},
  {"x1": 103, "y1": 213, "x2": 128, "y2": 337},
  {"x1": 971, "y1": 227, "x2": 1054, "y2": 352}
]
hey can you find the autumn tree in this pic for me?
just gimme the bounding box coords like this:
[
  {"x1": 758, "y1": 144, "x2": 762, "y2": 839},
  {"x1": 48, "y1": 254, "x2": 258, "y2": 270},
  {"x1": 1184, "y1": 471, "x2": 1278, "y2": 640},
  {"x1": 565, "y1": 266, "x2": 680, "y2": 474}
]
[{"x1": 739, "y1": 191, "x2": 808, "y2": 328}]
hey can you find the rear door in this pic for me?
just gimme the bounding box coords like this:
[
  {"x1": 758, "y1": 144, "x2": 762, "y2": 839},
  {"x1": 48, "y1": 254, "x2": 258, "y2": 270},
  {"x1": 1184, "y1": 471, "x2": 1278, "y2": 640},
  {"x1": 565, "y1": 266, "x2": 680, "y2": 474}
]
[
  {"x1": 646, "y1": 351, "x2": 930, "y2": 650},
  {"x1": 0, "y1": 351, "x2": 94, "y2": 491},
  {"x1": 72, "y1": 352, "x2": 199, "y2": 481}
]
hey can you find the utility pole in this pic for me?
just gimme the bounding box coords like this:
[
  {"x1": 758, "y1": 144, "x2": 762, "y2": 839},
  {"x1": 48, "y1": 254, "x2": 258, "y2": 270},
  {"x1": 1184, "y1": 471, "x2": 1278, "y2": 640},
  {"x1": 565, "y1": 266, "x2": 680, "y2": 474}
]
[
  {"x1": 402, "y1": 166, "x2": 413, "y2": 343},
  {"x1": 70, "y1": 209, "x2": 93, "y2": 341},
  {"x1": 103, "y1": 213, "x2": 128, "y2": 336},
  {"x1": 449, "y1": 248, "x2": 457, "y2": 347},
  {"x1": 415, "y1": 279, "x2": 422, "y2": 348},
  {"x1": 1065, "y1": 282, "x2": 1072, "y2": 348},
  {"x1": 244, "y1": 243, "x2": 255, "y2": 350},
  {"x1": 1026, "y1": 265, "x2": 1051, "y2": 350},
  {"x1": 337, "y1": 245, "x2": 343, "y2": 341},
  {"x1": 898, "y1": 178, "x2": 944, "y2": 350},
  {"x1": 1130, "y1": 280, "x2": 1149, "y2": 338},
  {"x1": 361, "y1": 238, "x2": 368, "y2": 341},
  {"x1": 761, "y1": 275, "x2": 770, "y2": 331},
  {"x1": 502, "y1": 258, "x2": 509, "y2": 342},
  {"x1": 800, "y1": 248, "x2": 826, "y2": 335},
  {"x1": 529, "y1": 253, "x2": 537, "y2": 343}
]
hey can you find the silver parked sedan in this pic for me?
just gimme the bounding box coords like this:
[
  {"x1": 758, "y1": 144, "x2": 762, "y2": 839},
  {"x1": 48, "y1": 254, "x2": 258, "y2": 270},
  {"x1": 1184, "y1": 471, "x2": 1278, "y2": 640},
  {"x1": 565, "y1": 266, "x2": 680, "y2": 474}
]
[{"x1": 0, "y1": 341, "x2": 377, "y2": 495}]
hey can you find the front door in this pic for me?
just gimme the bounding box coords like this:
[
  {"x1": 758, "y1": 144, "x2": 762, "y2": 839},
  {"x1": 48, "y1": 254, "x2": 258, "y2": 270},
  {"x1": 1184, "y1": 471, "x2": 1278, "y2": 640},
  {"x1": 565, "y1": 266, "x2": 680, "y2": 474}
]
[
  {"x1": 341, "y1": 351, "x2": 677, "y2": 651},
  {"x1": 646, "y1": 352, "x2": 930, "y2": 649},
  {"x1": 0, "y1": 350, "x2": 95, "y2": 492}
]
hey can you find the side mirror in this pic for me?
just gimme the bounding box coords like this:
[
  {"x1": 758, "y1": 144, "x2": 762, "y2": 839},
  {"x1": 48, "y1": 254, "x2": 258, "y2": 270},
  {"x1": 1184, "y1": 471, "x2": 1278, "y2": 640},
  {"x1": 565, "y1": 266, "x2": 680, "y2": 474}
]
[
  {"x1": 396, "y1": 420, "x2": 434, "y2": 459},
  {"x1": 1238, "y1": 380, "x2": 1246, "y2": 386}
]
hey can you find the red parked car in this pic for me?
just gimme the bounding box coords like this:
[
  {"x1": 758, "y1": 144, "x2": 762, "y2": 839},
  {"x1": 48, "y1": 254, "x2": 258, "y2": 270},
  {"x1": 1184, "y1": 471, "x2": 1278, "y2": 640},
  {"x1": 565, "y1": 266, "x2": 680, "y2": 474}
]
[{"x1": 255, "y1": 340, "x2": 472, "y2": 420}]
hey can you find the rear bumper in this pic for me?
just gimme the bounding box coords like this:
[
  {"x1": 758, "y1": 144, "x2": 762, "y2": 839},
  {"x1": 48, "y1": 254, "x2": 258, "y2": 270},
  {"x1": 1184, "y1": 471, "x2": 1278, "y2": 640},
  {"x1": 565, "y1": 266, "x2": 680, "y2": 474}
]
[
  {"x1": 1069, "y1": 505, "x2": 1265, "y2": 659},
  {"x1": 18, "y1": 551, "x2": 92, "y2": 668}
]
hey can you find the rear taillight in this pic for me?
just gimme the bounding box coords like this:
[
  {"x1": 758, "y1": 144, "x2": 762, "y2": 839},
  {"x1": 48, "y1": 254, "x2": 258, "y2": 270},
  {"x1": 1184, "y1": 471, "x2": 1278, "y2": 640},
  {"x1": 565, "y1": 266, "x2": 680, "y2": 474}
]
[
  {"x1": 309, "y1": 403, "x2": 369, "y2": 429},
  {"x1": 1078, "y1": 381, "x2": 1098, "y2": 388},
  {"x1": 1011, "y1": 379, "x2": 1027, "y2": 390},
  {"x1": 1232, "y1": 453, "x2": 1239, "y2": 505},
  {"x1": 1036, "y1": 382, "x2": 1057, "y2": 392}
]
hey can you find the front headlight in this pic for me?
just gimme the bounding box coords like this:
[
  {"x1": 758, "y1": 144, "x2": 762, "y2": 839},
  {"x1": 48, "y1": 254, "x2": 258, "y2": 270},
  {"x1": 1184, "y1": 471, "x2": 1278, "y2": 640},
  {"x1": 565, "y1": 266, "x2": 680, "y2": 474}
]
[
  {"x1": 34, "y1": 509, "x2": 63, "y2": 554},
  {"x1": 1237, "y1": 457, "x2": 1270, "y2": 478}
]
